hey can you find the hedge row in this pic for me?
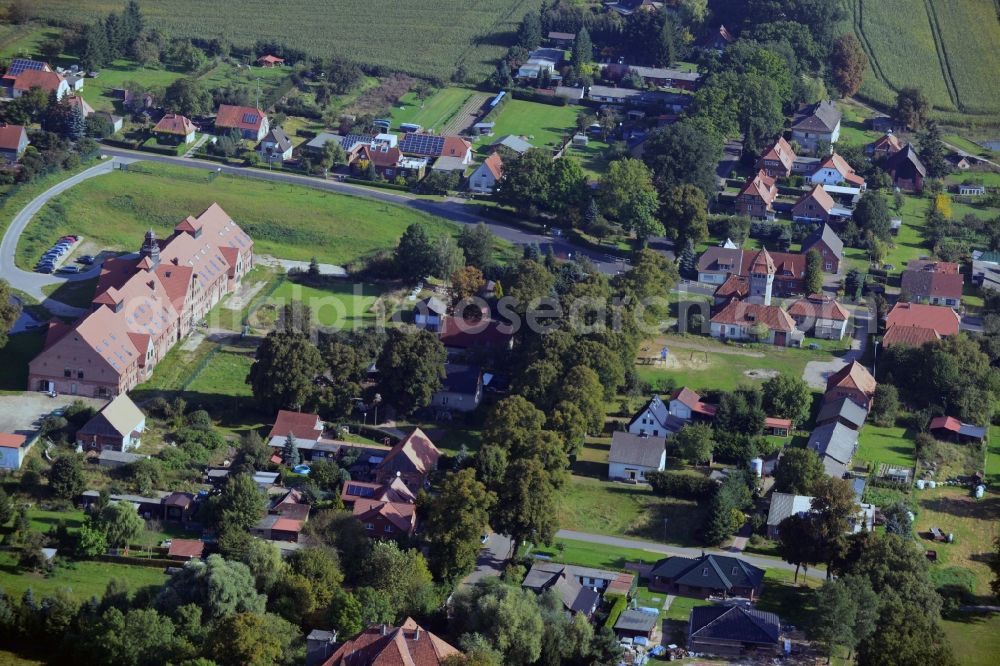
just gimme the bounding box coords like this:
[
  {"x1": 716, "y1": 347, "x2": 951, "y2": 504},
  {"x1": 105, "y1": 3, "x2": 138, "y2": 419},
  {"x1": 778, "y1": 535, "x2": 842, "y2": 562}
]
[
  {"x1": 604, "y1": 593, "x2": 628, "y2": 630},
  {"x1": 481, "y1": 92, "x2": 510, "y2": 123},
  {"x1": 646, "y1": 470, "x2": 717, "y2": 499},
  {"x1": 512, "y1": 88, "x2": 567, "y2": 106},
  {"x1": 96, "y1": 555, "x2": 175, "y2": 568},
  {"x1": 342, "y1": 177, "x2": 410, "y2": 192}
]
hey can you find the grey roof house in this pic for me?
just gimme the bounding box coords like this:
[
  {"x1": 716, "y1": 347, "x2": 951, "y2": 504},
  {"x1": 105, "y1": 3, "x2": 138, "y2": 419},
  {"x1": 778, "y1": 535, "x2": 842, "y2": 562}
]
[
  {"x1": 815, "y1": 397, "x2": 867, "y2": 430},
  {"x1": 615, "y1": 608, "x2": 659, "y2": 640},
  {"x1": 791, "y1": 101, "x2": 842, "y2": 151},
  {"x1": 649, "y1": 554, "x2": 765, "y2": 600},
  {"x1": 430, "y1": 363, "x2": 483, "y2": 414},
  {"x1": 608, "y1": 431, "x2": 666, "y2": 483},
  {"x1": 490, "y1": 135, "x2": 533, "y2": 155},
  {"x1": 257, "y1": 126, "x2": 293, "y2": 162},
  {"x1": 807, "y1": 421, "x2": 859, "y2": 478},
  {"x1": 801, "y1": 223, "x2": 844, "y2": 273},
  {"x1": 688, "y1": 605, "x2": 781, "y2": 658},
  {"x1": 522, "y1": 565, "x2": 600, "y2": 616}
]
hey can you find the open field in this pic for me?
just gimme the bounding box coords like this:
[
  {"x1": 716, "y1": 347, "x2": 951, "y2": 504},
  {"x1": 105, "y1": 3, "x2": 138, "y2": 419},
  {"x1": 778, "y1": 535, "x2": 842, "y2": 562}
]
[
  {"x1": 390, "y1": 87, "x2": 474, "y2": 133},
  {"x1": 476, "y1": 99, "x2": 581, "y2": 153},
  {"x1": 856, "y1": 424, "x2": 916, "y2": 467},
  {"x1": 184, "y1": 349, "x2": 255, "y2": 398},
  {"x1": 913, "y1": 486, "x2": 1000, "y2": 596},
  {"x1": 261, "y1": 280, "x2": 389, "y2": 328},
  {"x1": 15, "y1": 161, "x2": 457, "y2": 268},
  {"x1": 942, "y1": 613, "x2": 1000, "y2": 666},
  {"x1": 31, "y1": 0, "x2": 545, "y2": 81},
  {"x1": 0, "y1": 551, "x2": 167, "y2": 601},
  {"x1": 844, "y1": 0, "x2": 1000, "y2": 121},
  {"x1": 556, "y1": 475, "x2": 710, "y2": 547},
  {"x1": 635, "y1": 334, "x2": 834, "y2": 394}
]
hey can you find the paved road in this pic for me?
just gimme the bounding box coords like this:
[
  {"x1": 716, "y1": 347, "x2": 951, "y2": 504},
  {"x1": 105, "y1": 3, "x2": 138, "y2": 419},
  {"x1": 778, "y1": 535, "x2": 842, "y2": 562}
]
[
  {"x1": 0, "y1": 155, "x2": 138, "y2": 312},
  {"x1": 462, "y1": 533, "x2": 513, "y2": 586},
  {"x1": 100, "y1": 147, "x2": 632, "y2": 276},
  {"x1": 555, "y1": 529, "x2": 825, "y2": 581}
]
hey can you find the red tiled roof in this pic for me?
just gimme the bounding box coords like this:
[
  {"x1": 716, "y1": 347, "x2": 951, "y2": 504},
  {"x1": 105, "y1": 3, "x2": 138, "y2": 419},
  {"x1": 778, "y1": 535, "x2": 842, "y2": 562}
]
[
  {"x1": 13, "y1": 69, "x2": 63, "y2": 93},
  {"x1": 793, "y1": 185, "x2": 835, "y2": 213},
  {"x1": 483, "y1": 152, "x2": 503, "y2": 179},
  {"x1": 710, "y1": 300, "x2": 795, "y2": 332},
  {"x1": 379, "y1": 428, "x2": 441, "y2": 478},
  {"x1": 272, "y1": 517, "x2": 304, "y2": 533},
  {"x1": 870, "y1": 133, "x2": 902, "y2": 153},
  {"x1": 826, "y1": 361, "x2": 877, "y2": 396},
  {"x1": 0, "y1": 433, "x2": 26, "y2": 448},
  {"x1": 714, "y1": 274, "x2": 749, "y2": 299},
  {"x1": 765, "y1": 416, "x2": 793, "y2": 429},
  {"x1": 258, "y1": 55, "x2": 284, "y2": 64},
  {"x1": 759, "y1": 137, "x2": 796, "y2": 171},
  {"x1": 886, "y1": 302, "x2": 960, "y2": 336},
  {"x1": 739, "y1": 171, "x2": 777, "y2": 205},
  {"x1": 819, "y1": 153, "x2": 864, "y2": 186},
  {"x1": 439, "y1": 315, "x2": 513, "y2": 350},
  {"x1": 882, "y1": 324, "x2": 941, "y2": 349},
  {"x1": 442, "y1": 136, "x2": 471, "y2": 158},
  {"x1": 322, "y1": 618, "x2": 460, "y2": 666},
  {"x1": 357, "y1": 144, "x2": 402, "y2": 168},
  {"x1": 353, "y1": 499, "x2": 416, "y2": 534},
  {"x1": 670, "y1": 387, "x2": 702, "y2": 409},
  {"x1": 268, "y1": 409, "x2": 323, "y2": 441},
  {"x1": 215, "y1": 104, "x2": 266, "y2": 132},
  {"x1": 66, "y1": 95, "x2": 94, "y2": 116},
  {"x1": 168, "y1": 539, "x2": 204, "y2": 559},
  {"x1": 154, "y1": 113, "x2": 195, "y2": 136},
  {"x1": 786, "y1": 294, "x2": 850, "y2": 321},
  {"x1": 748, "y1": 248, "x2": 775, "y2": 275},
  {"x1": 929, "y1": 416, "x2": 962, "y2": 433},
  {"x1": 0, "y1": 123, "x2": 25, "y2": 151},
  {"x1": 740, "y1": 250, "x2": 804, "y2": 279},
  {"x1": 908, "y1": 259, "x2": 960, "y2": 274}
]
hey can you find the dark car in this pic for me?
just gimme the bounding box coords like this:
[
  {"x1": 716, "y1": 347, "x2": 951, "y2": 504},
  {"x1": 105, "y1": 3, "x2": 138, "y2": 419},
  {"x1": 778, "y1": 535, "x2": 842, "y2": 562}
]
[
  {"x1": 36, "y1": 265, "x2": 54, "y2": 274},
  {"x1": 76, "y1": 255, "x2": 95, "y2": 265}
]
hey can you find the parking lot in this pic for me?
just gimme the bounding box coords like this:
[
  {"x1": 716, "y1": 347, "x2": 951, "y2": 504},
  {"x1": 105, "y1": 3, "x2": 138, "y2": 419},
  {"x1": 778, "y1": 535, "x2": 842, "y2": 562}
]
[
  {"x1": 0, "y1": 393, "x2": 108, "y2": 438},
  {"x1": 34, "y1": 235, "x2": 94, "y2": 275}
]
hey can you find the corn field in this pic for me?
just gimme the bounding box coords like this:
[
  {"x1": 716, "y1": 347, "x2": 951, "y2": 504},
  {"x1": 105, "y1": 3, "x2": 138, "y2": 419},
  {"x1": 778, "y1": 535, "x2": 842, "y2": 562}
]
[{"x1": 33, "y1": 0, "x2": 545, "y2": 80}]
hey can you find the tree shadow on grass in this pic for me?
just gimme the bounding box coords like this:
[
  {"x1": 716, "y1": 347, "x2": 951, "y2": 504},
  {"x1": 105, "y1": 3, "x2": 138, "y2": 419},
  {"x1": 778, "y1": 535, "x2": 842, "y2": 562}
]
[{"x1": 919, "y1": 495, "x2": 1000, "y2": 521}]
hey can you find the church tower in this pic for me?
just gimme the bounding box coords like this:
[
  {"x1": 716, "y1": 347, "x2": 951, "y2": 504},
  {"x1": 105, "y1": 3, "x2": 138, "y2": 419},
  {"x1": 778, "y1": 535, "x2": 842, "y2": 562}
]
[
  {"x1": 748, "y1": 248, "x2": 775, "y2": 305},
  {"x1": 139, "y1": 229, "x2": 160, "y2": 270}
]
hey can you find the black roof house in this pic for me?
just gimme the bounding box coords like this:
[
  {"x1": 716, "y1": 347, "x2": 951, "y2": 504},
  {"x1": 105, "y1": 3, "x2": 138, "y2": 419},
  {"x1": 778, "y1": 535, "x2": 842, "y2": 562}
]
[
  {"x1": 688, "y1": 605, "x2": 781, "y2": 651},
  {"x1": 650, "y1": 554, "x2": 765, "y2": 598}
]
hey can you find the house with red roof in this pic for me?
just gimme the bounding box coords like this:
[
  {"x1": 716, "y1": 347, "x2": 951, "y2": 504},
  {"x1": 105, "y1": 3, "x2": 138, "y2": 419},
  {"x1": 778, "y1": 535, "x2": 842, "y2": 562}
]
[
  {"x1": 866, "y1": 132, "x2": 903, "y2": 160},
  {"x1": 757, "y1": 137, "x2": 796, "y2": 178},
  {"x1": 65, "y1": 94, "x2": 95, "y2": 117},
  {"x1": 469, "y1": 152, "x2": 502, "y2": 193},
  {"x1": 0, "y1": 433, "x2": 31, "y2": 470},
  {"x1": 824, "y1": 361, "x2": 877, "y2": 410},
  {"x1": 320, "y1": 618, "x2": 460, "y2": 666},
  {"x1": 353, "y1": 498, "x2": 417, "y2": 540},
  {"x1": 28, "y1": 204, "x2": 253, "y2": 397},
  {"x1": 735, "y1": 170, "x2": 778, "y2": 220},
  {"x1": 214, "y1": 104, "x2": 269, "y2": 141},
  {"x1": 710, "y1": 300, "x2": 801, "y2": 346},
  {"x1": 787, "y1": 294, "x2": 850, "y2": 340},
  {"x1": 153, "y1": 113, "x2": 197, "y2": 144},
  {"x1": 257, "y1": 54, "x2": 284, "y2": 67},
  {"x1": 167, "y1": 538, "x2": 205, "y2": 561},
  {"x1": 0, "y1": 123, "x2": 29, "y2": 163},
  {"x1": 268, "y1": 409, "x2": 325, "y2": 444},
  {"x1": 3, "y1": 64, "x2": 68, "y2": 100},
  {"x1": 374, "y1": 428, "x2": 441, "y2": 491},
  {"x1": 900, "y1": 260, "x2": 963, "y2": 308},
  {"x1": 792, "y1": 185, "x2": 838, "y2": 224},
  {"x1": 809, "y1": 153, "x2": 865, "y2": 190},
  {"x1": 882, "y1": 302, "x2": 960, "y2": 348},
  {"x1": 929, "y1": 416, "x2": 986, "y2": 443}
]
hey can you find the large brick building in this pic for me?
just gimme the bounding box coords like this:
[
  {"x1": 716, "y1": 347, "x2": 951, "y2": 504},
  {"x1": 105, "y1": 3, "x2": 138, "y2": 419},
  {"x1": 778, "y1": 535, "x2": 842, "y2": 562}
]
[{"x1": 28, "y1": 204, "x2": 253, "y2": 397}]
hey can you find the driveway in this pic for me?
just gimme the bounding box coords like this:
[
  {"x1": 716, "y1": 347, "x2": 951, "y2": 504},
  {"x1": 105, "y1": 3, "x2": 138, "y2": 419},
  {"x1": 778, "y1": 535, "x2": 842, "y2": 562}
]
[
  {"x1": 0, "y1": 155, "x2": 139, "y2": 310},
  {"x1": 461, "y1": 533, "x2": 512, "y2": 586},
  {"x1": 801, "y1": 306, "x2": 869, "y2": 390},
  {"x1": 0, "y1": 393, "x2": 108, "y2": 437}
]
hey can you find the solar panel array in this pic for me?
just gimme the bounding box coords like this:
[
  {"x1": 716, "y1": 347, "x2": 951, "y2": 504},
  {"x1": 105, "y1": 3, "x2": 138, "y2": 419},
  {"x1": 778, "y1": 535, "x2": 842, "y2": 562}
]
[
  {"x1": 242, "y1": 112, "x2": 259, "y2": 124},
  {"x1": 7, "y1": 59, "x2": 45, "y2": 76},
  {"x1": 400, "y1": 134, "x2": 445, "y2": 156}
]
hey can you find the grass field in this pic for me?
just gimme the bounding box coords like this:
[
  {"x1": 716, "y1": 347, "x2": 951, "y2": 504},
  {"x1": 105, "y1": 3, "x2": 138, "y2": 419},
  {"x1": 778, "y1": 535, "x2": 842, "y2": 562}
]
[
  {"x1": 79, "y1": 58, "x2": 188, "y2": 113},
  {"x1": 635, "y1": 334, "x2": 834, "y2": 394},
  {"x1": 943, "y1": 613, "x2": 1000, "y2": 666},
  {"x1": 31, "y1": 1, "x2": 544, "y2": 81},
  {"x1": 15, "y1": 161, "x2": 457, "y2": 268},
  {"x1": 262, "y1": 280, "x2": 388, "y2": 328},
  {"x1": 556, "y1": 475, "x2": 710, "y2": 547},
  {"x1": 0, "y1": 551, "x2": 167, "y2": 601},
  {"x1": 184, "y1": 349, "x2": 254, "y2": 397},
  {"x1": 41, "y1": 278, "x2": 100, "y2": 310},
  {"x1": 530, "y1": 537, "x2": 662, "y2": 571},
  {"x1": 477, "y1": 100, "x2": 582, "y2": 153},
  {"x1": 913, "y1": 486, "x2": 1000, "y2": 596},
  {"x1": 390, "y1": 87, "x2": 473, "y2": 132},
  {"x1": 845, "y1": 0, "x2": 1000, "y2": 120},
  {"x1": 856, "y1": 424, "x2": 916, "y2": 467}
]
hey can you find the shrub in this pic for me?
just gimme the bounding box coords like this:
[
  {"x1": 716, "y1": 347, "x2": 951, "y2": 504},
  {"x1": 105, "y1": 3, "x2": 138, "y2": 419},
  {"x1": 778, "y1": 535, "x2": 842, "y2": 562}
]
[
  {"x1": 646, "y1": 471, "x2": 716, "y2": 499},
  {"x1": 603, "y1": 593, "x2": 628, "y2": 629}
]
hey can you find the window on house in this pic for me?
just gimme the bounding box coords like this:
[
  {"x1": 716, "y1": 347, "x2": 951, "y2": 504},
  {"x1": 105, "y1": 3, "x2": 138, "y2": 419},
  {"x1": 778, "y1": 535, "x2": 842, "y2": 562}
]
[
  {"x1": 64, "y1": 368, "x2": 71, "y2": 378},
  {"x1": 384, "y1": 525, "x2": 392, "y2": 533},
  {"x1": 702, "y1": 567, "x2": 709, "y2": 576},
  {"x1": 364, "y1": 523, "x2": 374, "y2": 530},
  {"x1": 77, "y1": 370, "x2": 84, "y2": 379},
  {"x1": 732, "y1": 567, "x2": 738, "y2": 575}
]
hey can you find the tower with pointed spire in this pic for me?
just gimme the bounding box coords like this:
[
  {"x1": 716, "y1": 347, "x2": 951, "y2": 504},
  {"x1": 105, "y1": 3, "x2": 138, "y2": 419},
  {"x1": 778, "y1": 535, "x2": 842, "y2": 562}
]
[
  {"x1": 138, "y1": 229, "x2": 160, "y2": 270},
  {"x1": 748, "y1": 248, "x2": 775, "y2": 305}
]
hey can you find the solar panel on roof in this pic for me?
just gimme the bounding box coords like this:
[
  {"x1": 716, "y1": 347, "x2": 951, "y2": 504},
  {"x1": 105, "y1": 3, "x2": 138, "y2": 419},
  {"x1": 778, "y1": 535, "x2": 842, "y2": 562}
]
[
  {"x1": 8, "y1": 59, "x2": 45, "y2": 76},
  {"x1": 242, "y1": 112, "x2": 258, "y2": 124},
  {"x1": 401, "y1": 134, "x2": 445, "y2": 156}
]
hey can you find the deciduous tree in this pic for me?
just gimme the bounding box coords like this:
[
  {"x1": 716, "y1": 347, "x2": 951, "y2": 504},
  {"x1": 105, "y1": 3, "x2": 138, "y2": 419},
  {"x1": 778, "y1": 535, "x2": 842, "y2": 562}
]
[
  {"x1": 773, "y1": 447, "x2": 826, "y2": 495},
  {"x1": 207, "y1": 474, "x2": 265, "y2": 532},
  {"x1": 673, "y1": 422, "x2": 714, "y2": 464},
  {"x1": 210, "y1": 612, "x2": 299, "y2": 666},
  {"x1": 247, "y1": 329, "x2": 324, "y2": 412},
  {"x1": 394, "y1": 222, "x2": 437, "y2": 282},
  {"x1": 421, "y1": 469, "x2": 496, "y2": 582},
  {"x1": 762, "y1": 374, "x2": 812, "y2": 424},
  {"x1": 894, "y1": 87, "x2": 930, "y2": 130},
  {"x1": 377, "y1": 328, "x2": 446, "y2": 416},
  {"x1": 48, "y1": 455, "x2": 85, "y2": 500},
  {"x1": 830, "y1": 34, "x2": 867, "y2": 97},
  {"x1": 641, "y1": 121, "x2": 723, "y2": 199},
  {"x1": 458, "y1": 223, "x2": 496, "y2": 269}
]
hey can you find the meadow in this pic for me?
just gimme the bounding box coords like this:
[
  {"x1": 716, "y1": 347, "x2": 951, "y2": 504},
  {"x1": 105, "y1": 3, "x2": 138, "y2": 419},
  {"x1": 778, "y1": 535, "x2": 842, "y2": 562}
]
[
  {"x1": 261, "y1": 280, "x2": 389, "y2": 329},
  {"x1": 844, "y1": 0, "x2": 1000, "y2": 121},
  {"x1": 390, "y1": 87, "x2": 474, "y2": 133},
  {"x1": 31, "y1": 0, "x2": 545, "y2": 81},
  {"x1": 476, "y1": 99, "x2": 582, "y2": 153},
  {"x1": 15, "y1": 161, "x2": 457, "y2": 268}
]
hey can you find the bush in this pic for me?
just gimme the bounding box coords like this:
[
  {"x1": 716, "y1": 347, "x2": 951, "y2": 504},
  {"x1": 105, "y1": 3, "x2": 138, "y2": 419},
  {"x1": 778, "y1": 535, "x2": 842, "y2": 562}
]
[
  {"x1": 915, "y1": 432, "x2": 938, "y2": 463},
  {"x1": 646, "y1": 471, "x2": 716, "y2": 499},
  {"x1": 603, "y1": 593, "x2": 628, "y2": 629}
]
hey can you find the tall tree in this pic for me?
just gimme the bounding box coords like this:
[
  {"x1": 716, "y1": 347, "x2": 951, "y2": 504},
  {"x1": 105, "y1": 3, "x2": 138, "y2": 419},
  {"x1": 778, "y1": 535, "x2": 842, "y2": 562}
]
[
  {"x1": 247, "y1": 329, "x2": 324, "y2": 411},
  {"x1": 918, "y1": 121, "x2": 949, "y2": 178},
  {"x1": 600, "y1": 158, "x2": 664, "y2": 239},
  {"x1": 777, "y1": 513, "x2": 822, "y2": 582},
  {"x1": 80, "y1": 21, "x2": 111, "y2": 70},
  {"x1": 207, "y1": 474, "x2": 265, "y2": 532},
  {"x1": 804, "y1": 249, "x2": 824, "y2": 295},
  {"x1": 421, "y1": 469, "x2": 496, "y2": 583},
  {"x1": 853, "y1": 190, "x2": 891, "y2": 241},
  {"x1": 673, "y1": 422, "x2": 714, "y2": 464},
  {"x1": 394, "y1": 222, "x2": 437, "y2": 282},
  {"x1": 156, "y1": 554, "x2": 266, "y2": 619},
  {"x1": 458, "y1": 223, "x2": 496, "y2": 269},
  {"x1": 209, "y1": 612, "x2": 299, "y2": 666},
  {"x1": 281, "y1": 433, "x2": 300, "y2": 466},
  {"x1": 48, "y1": 455, "x2": 85, "y2": 499},
  {"x1": 163, "y1": 78, "x2": 212, "y2": 117},
  {"x1": 830, "y1": 33, "x2": 868, "y2": 97},
  {"x1": 96, "y1": 501, "x2": 145, "y2": 549},
  {"x1": 571, "y1": 27, "x2": 592, "y2": 70},
  {"x1": 660, "y1": 184, "x2": 708, "y2": 246},
  {"x1": 810, "y1": 476, "x2": 858, "y2": 575},
  {"x1": 377, "y1": 328, "x2": 447, "y2": 416},
  {"x1": 641, "y1": 121, "x2": 723, "y2": 199},
  {"x1": 452, "y1": 579, "x2": 545, "y2": 665},
  {"x1": 762, "y1": 374, "x2": 812, "y2": 424},
  {"x1": 517, "y1": 12, "x2": 543, "y2": 50},
  {"x1": 496, "y1": 148, "x2": 554, "y2": 215},
  {"x1": 894, "y1": 87, "x2": 930, "y2": 130},
  {"x1": 773, "y1": 447, "x2": 826, "y2": 496}
]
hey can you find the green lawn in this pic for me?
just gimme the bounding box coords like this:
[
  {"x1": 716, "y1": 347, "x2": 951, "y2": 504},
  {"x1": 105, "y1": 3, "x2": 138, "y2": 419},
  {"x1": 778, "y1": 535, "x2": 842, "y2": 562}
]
[
  {"x1": 663, "y1": 593, "x2": 712, "y2": 621},
  {"x1": 15, "y1": 161, "x2": 457, "y2": 269},
  {"x1": 942, "y1": 613, "x2": 1000, "y2": 666},
  {"x1": 529, "y1": 537, "x2": 661, "y2": 571},
  {"x1": 141, "y1": 137, "x2": 188, "y2": 156},
  {"x1": 556, "y1": 476, "x2": 709, "y2": 547},
  {"x1": 390, "y1": 87, "x2": 473, "y2": 132},
  {"x1": 985, "y1": 427, "x2": 1000, "y2": 489},
  {"x1": 264, "y1": 280, "x2": 388, "y2": 328},
  {"x1": 476, "y1": 100, "x2": 581, "y2": 152},
  {"x1": 79, "y1": 59, "x2": 188, "y2": 113},
  {"x1": 635, "y1": 334, "x2": 834, "y2": 393},
  {"x1": 41, "y1": 278, "x2": 100, "y2": 310},
  {"x1": 0, "y1": 25, "x2": 60, "y2": 60},
  {"x1": 564, "y1": 138, "x2": 610, "y2": 180},
  {"x1": 856, "y1": 424, "x2": 916, "y2": 467},
  {"x1": 835, "y1": 100, "x2": 881, "y2": 147},
  {"x1": 0, "y1": 552, "x2": 167, "y2": 601},
  {"x1": 944, "y1": 134, "x2": 996, "y2": 159},
  {"x1": 184, "y1": 349, "x2": 254, "y2": 397},
  {"x1": 0, "y1": 332, "x2": 45, "y2": 393}
]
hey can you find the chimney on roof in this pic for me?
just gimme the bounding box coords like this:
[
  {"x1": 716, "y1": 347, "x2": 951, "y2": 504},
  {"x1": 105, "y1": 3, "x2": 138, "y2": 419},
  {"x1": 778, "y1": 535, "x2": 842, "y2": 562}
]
[
  {"x1": 380, "y1": 624, "x2": 388, "y2": 636},
  {"x1": 414, "y1": 627, "x2": 421, "y2": 641}
]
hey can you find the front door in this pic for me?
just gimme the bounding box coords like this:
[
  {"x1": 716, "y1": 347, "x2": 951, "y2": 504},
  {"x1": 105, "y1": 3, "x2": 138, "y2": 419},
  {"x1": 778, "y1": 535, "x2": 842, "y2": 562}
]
[{"x1": 774, "y1": 332, "x2": 786, "y2": 346}]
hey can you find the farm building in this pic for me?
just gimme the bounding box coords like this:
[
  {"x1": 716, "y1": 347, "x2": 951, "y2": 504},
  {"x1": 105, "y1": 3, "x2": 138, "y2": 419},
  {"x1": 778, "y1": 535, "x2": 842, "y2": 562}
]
[{"x1": 0, "y1": 433, "x2": 32, "y2": 471}]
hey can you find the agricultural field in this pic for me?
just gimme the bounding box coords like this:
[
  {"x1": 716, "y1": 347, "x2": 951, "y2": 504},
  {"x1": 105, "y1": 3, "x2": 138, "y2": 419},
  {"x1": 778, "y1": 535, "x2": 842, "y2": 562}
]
[
  {"x1": 389, "y1": 87, "x2": 474, "y2": 133},
  {"x1": 30, "y1": 0, "x2": 545, "y2": 81},
  {"x1": 844, "y1": 0, "x2": 1000, "y2": 119},
  {"x1": 15, "y1": 161, "x2": 457, "y2": 268}
]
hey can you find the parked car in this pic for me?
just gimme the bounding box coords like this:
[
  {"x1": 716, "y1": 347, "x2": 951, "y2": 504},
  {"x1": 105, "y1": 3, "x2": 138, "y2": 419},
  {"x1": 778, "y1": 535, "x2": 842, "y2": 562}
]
[
  {"x1": 57, "y1": 265, "x2": 80, "y2": 274},
  {"x1": 60, "y1": 235, "x2": 78, "y2": 242},
  {"x1": 36, "y1": 265, "x2": 54, "y2": 274},
  {"x1": 76, "y1": 255, "x2": 95, "y2": 265}
]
